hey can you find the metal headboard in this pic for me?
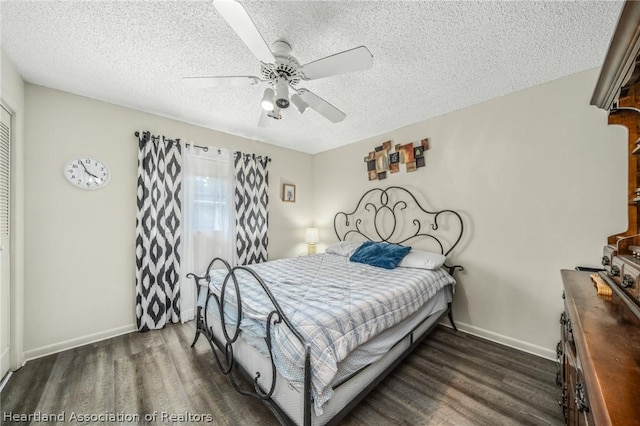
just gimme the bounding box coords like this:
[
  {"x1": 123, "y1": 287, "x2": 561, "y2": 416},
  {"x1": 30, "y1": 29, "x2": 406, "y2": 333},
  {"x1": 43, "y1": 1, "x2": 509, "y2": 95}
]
[{"x1": 333, "y1": 186, "x2": 464, "y2": 272}]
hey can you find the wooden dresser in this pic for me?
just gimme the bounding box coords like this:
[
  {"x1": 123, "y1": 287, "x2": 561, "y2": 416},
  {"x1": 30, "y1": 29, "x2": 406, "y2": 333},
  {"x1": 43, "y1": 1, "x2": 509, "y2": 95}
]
[{"x1": 559, "y1": 270, "x2": 640, "y2": 425}]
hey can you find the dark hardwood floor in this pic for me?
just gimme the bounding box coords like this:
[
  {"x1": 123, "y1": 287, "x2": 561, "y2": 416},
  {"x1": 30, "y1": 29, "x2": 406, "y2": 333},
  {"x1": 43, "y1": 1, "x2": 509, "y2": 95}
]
[{"x1": 0, "y1": 323, "x2": 563, "y2": 425}]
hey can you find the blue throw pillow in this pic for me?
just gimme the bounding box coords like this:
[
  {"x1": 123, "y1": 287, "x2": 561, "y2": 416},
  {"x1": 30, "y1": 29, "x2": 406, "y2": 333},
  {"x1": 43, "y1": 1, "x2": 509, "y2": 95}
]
[{"x1": 349, "y1": 241, "x2": 412, "y2": 269}]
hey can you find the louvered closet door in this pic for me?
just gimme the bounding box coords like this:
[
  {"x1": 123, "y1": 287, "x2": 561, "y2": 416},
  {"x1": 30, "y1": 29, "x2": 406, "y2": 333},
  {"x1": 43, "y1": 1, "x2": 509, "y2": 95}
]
[{"x1": 0, "y1": 105, "x2": 11, "y2": 379}]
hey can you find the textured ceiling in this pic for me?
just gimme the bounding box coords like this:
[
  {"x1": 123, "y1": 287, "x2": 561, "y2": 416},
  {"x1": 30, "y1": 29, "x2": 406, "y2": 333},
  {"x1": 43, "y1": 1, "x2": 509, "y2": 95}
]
[{"x1": 0, "y1": 1, "x2": 624, "y2": 154}]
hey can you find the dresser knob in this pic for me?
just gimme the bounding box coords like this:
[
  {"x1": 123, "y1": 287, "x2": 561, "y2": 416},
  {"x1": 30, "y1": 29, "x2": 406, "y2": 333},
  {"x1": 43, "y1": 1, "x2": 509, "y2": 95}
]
[
  {"x1": 602, "y1": 256, "x2": 610, "y2": 266},
  {"x1": 610, "y1": 265, "x2": 620, "y2": 277},
  {"x1": 622, "y1": 274, "x2": 635, "y2": 288}
]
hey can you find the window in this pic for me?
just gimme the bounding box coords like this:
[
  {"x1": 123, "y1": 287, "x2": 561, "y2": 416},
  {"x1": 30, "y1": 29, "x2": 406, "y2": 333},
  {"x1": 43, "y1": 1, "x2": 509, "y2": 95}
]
[{"x1": 189, "y1": 174, "x2": 231, "y2": 233}]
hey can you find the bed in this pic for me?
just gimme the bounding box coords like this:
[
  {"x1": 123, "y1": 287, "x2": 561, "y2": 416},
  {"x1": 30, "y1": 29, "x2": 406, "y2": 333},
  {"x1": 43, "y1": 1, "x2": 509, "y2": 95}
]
[{"x1": 188, "y1": 186, "x2": 464, "y2": 425}]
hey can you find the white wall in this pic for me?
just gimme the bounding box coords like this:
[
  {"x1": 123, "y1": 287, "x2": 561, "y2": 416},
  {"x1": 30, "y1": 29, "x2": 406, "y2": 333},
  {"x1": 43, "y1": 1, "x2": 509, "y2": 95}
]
[
  {"x1": 23, "y1": 85, "x2": 313, "y2": 358},
  {"x1": 1, "y1": 49, "x2": 26, "y2": 370},
  {"x1": 312, "y1": 68, "x2": 627, "y2": 358}
]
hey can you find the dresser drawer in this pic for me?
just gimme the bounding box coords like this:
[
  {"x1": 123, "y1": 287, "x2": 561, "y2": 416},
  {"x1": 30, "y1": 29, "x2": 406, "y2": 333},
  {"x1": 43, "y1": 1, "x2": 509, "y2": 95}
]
[{"x1": 561, "y1": 341, "x2": 592, "y2": 426}]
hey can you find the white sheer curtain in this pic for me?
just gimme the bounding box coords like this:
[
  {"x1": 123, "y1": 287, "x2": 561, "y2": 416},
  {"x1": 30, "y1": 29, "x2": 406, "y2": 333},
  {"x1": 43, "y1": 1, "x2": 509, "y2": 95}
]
[{"x1": 179, "y1": 143, "x2": 235, "y2": 323}]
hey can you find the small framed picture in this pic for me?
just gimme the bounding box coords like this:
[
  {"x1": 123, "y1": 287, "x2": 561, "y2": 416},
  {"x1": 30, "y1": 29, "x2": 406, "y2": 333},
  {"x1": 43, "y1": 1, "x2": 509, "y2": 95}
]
[{"x1": 283, "y1": 184, "x2": 296, "y2": 202}]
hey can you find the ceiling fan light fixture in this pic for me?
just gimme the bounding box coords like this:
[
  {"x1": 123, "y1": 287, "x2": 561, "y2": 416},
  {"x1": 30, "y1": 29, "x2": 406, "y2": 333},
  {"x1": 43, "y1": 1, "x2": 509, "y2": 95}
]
[
  {"x1": 267, "y1": 106, "x2": 282, "y2": 120},
  {"x1": 261, "y1": 88, "x2": 275, "y2": 111},
  {"x1": 291, "y1": 93, "x2": 308, "y2": 114},
  {"x1": 275, "y1": 78, "x2": 290, "y2": 109}
]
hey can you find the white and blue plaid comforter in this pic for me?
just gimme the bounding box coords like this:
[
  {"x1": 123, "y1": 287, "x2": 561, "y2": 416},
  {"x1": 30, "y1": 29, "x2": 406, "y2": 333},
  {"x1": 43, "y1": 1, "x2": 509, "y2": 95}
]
[{"x1": 201, "y1": 253, "x2": 455, "y2": 413}]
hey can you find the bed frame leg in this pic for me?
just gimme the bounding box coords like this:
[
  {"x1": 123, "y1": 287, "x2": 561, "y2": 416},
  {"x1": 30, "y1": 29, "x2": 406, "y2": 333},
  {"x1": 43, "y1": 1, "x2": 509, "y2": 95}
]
[
  {"x1": 191, "y1": 330, "x2": 201, "y2": 347},
  {"x1": 447, "y1": 304, "x2": 458, "y2": 331},
  {"x1": 191, "y1": 306, "x2": 203, "y2": 347}
]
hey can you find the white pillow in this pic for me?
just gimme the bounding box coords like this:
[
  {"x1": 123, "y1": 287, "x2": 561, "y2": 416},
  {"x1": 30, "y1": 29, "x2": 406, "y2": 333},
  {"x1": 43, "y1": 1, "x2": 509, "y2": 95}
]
[
  {"x1": 398, "y1": 249, "x2": 446, "y2": 270},
  {"x1": 325, "y1": 241, "x2": 363, "y2": 257}
]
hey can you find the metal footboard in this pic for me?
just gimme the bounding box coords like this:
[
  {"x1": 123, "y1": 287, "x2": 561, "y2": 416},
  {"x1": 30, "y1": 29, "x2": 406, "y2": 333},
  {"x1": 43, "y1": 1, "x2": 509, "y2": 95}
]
[{"x1": 188, "y1": 258, "x2": 312, "y2": 426}]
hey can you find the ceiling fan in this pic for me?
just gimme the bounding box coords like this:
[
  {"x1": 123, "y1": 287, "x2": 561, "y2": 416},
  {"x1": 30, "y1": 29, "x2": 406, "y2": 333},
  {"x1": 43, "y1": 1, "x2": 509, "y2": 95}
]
[{"x1": 182, "y1": 0, "x2": 373, "y2": 126}]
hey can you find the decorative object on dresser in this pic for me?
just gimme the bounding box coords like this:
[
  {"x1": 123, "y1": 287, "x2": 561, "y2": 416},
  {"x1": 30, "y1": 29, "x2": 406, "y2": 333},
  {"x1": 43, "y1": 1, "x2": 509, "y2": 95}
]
[
  {"x1": 187, "y1": 186, "x2": 464, "y2": 425},
  {"x1": 364, "y1": 138, "x2": 429, "y2": 180},
  {"x1": 63, "y1": 157, "x2": 110, "y2": 189}
]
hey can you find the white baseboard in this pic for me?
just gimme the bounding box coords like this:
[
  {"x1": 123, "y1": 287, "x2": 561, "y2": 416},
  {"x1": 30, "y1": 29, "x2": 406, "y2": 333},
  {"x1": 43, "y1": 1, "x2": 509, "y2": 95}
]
[
  {"x1": 439, "y1": 320, "x2": 556, "y2": 361},
  {"x1": 0, "y1": 345, "x2": 9, "y2": 378},
  {"x1": 24, "y1": 324, "x2": 136, "y2": 362},
  {"x1": 0, "y1": 370, "x2": 12, "y2": 393}
]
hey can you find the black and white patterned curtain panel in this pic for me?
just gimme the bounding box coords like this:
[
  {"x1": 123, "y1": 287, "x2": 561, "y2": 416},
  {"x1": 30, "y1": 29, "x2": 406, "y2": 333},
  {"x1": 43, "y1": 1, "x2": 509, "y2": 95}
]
[
  {"x1": 135, "y1": 131, "x2": 182, "y2": 331},
  {"x1": 234, "y1": 152, "x2": 270, "y2": 265}
]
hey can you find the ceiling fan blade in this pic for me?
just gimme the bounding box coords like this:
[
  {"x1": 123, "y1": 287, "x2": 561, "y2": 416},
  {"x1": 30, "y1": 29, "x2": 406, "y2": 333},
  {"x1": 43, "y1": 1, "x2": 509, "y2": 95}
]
[
  {"x1": 301, "y1": 46, "x2": 373, "y2": 81},
  {"x1": 182, "y1": 76, "x2": 260, "y2": 87},
  {"x1": 213, "y1": 0, "x2": 275, "y2": 64},
  {"x1": 297, "y1": 89, "x2": 346, "y2": 123}
]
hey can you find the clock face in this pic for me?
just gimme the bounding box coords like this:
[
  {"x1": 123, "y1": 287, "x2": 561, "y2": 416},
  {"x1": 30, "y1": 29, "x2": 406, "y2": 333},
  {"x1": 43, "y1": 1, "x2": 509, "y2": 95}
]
[{"x1": 64, "y1": 157, "x2": 111, "y2": 190}]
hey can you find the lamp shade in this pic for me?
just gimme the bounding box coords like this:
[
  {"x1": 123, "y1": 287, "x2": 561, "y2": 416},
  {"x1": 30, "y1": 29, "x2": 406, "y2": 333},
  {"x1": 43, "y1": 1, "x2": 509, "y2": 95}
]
[
  {"x1": 261, "y1": 88, "x2": 275, "y2": 111},
  {"x1": 291, "y1": 93, "x2": 308, "y2": 114},
  {"x1": 305, "y1": 228, "x2": 319, "y2": 244}
]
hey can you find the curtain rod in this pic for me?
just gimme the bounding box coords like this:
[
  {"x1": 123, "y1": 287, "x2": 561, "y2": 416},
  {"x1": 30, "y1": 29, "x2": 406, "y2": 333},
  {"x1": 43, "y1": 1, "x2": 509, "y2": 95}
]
[{"x1": 134, "y1": 131, "x2": 209, "y2": 152}]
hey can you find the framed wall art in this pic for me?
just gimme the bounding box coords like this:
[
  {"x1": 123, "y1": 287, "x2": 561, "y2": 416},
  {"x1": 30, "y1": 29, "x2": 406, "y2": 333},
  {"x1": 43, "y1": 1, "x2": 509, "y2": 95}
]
[
  {"x1": 363, "y1": 138, "x2": 430, "y2": 180},
  {"x1": 283, "y1": 183, "x2": 296, "y2": 202}
]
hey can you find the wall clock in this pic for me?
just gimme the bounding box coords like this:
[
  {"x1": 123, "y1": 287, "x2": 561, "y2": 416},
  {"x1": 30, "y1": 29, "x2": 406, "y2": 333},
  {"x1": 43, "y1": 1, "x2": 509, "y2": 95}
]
[{"x1": 63, "y1": 157, "x2": 111, "y2": 190}]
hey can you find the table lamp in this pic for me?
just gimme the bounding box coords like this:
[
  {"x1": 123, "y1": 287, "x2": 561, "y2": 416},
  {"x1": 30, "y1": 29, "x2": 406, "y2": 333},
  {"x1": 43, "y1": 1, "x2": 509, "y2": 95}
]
[{"x1": 305, "y1": 227, "x2": 319, "y2": 255}]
